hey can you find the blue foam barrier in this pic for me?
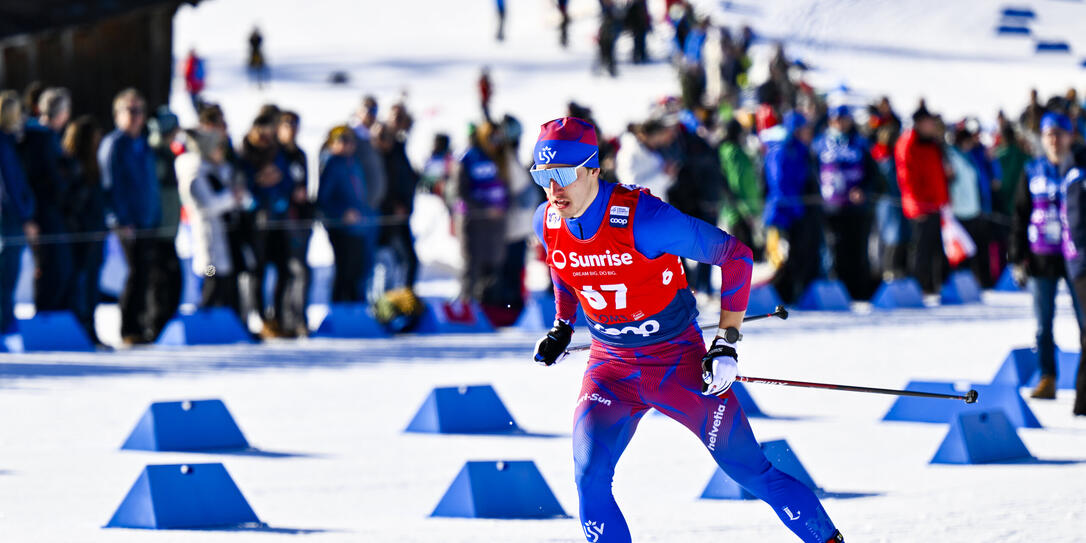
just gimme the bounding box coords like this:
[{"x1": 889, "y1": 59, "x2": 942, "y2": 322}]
[
  {"x1": 990, "y1": 347, "x2": 1041, "y2": 386},
  {"x1": 747, "y1": 284, "x2": 784, "y2": 316},
  {"x1": 871, "y1": 278, "x2": 925, "y2": 310},
  {"x1": 797, "y1": 279, "x2": 851, "y2": 311},
  {"x1": 431, "y1": 460, "x2": 567, "y2": 519},
  {"x1": 511, "y1": 292, "x2": 589, "y2": 332},
  {"x1": 701, "y1": 439, "x2": 820, "y2": 500},
  {"x1": 1001, "y1": 7, "x2": 1036, "y2": 19},
  {"x1": 512, "y1": 293, "x2": 556, "y2": 332},
  {"x1": 940, "y1": 271, "x2": 982, "y2": 305},
  {"x1": 1036, "y1": 41, "x2": 1071, "y2": 53},
  {"x1": 882, "y1": 381, "x2": 1041, "y2": 428},
  {"x1": 106, "y1": 463, "x2": 259, "y2": 529},
  {"x1": 993, "y1": 266, "x2": 1024, "y2": 291},
  {"x1": 312, "y1": 303, "x2": 390, "y2": 338},
  {"x1": 406, "y1": 385, "x2": 521, "y2": 434},
  {"x1": 991, "y1": 347, "x2": 1080, "y2": 389},
  {"x1": 155, "y1": 307, "x2": 253, "y2": 346},
  {"x1": 15, "y1": 311, "x2": 94, "y2": 352},
  {"x1": 1026, "y1": 350, "x2": 1080, "y2": 390},
  {"x1": 122, "y1": 399, "x2": 250, "y2": 452},
  {"x1": 930, "y1": 410, "x2": 1033, "y2": 464},
  {"x1": 996, "y1": 25, "x2": 1031, "y2": 36},
  {"x1": 730, "y1": 382, "x2": 766, "y2": 418},
  {"x1": 415, "y1": 298, "x2": 494, "y2": 334}
]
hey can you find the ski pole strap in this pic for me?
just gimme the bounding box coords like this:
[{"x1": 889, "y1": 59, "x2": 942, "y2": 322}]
[{"x1": 736, "y1": 376, "x2": 979, "y2": 403}]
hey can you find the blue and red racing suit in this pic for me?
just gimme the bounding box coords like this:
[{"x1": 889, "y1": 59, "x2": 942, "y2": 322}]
[{"x1": 533, "y1": 180, "x2": 839, "y2": 543}]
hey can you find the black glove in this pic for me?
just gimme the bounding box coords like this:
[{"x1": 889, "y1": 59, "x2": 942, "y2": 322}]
[{"x1": 533, "y1": 319, "x2": 573, "y2": 366}]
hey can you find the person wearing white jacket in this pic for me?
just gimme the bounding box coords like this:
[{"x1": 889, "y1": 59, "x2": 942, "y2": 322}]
[
  {"x1": 176, "y1": 129, "x2": 251, "y2": 314},
  {"x1": 614, "y1": 120, "x2": 676, "y2": 200}
]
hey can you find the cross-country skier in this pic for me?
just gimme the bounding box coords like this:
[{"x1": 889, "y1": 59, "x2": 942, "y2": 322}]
[{"x1": 530, "y1": 116, "x2": 844, "y2": 542}]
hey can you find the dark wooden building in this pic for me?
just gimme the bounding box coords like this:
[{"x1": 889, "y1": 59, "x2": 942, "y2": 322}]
[{"x1": 0, "y1": 0, "x2": 194, "y2": 127}]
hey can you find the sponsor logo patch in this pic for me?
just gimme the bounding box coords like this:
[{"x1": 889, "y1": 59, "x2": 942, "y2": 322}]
[
  {"x1": 583, "y1": 520, "x2": 605, "y2": 542},
  {"x1": 608, "y1": 205, "x2": 630, "y2": 228},
  {"x1": 537, "y1": 145, "x2": 557, "y2": 164},
  {"x1": 578, "y1": 393, "x2": 612, "y2": 407},
  {"x1": 707, "y1": 402, "x2": 727, "y2": 451},
  {"x1": 592, "y1": 319, "x2": 660, "y2": 338},
  {"x1": 562, "y1": 251, "x2": 633, "y2": 269},
  {"x1": 546, "y1": 208, "x2": 561, "y2": 229},
  {"x1": 551, "y1": 249, "x2": 568, "y2": 269}
]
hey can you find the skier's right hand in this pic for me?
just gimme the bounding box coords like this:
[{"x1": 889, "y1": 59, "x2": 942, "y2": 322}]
[{"x1": 533, "y1": 319, "x2": 573, "y2": 366}]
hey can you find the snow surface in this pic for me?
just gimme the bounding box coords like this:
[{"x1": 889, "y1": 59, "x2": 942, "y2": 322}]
[
  {"x1": 2, "y1": 293, "x2": 1086, "y2": 542},
  {"x1": 4, "y1": 0, "x2": 1086, "y2": 541}
]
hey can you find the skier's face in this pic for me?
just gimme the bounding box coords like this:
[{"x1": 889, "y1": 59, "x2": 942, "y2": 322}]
[{"x1": 541, "y1": 164, "x2": 599, "y2": 218}]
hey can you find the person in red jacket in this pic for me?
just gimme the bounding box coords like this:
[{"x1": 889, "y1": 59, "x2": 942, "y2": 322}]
[
  {"x1": 894, "y1": 103, "x2": 950, "y2": 293},
  {"x1": 182, "y1": 49, "x2": 206, "y2": 114}
]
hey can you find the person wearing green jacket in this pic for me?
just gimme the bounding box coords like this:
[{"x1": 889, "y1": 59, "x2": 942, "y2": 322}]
[
  {"x1": 994, "y1": 118, "x2": 1030, "y2": 218},
  {"x1": 718, "y1": 118, "x2": 763, "y2": 258}
]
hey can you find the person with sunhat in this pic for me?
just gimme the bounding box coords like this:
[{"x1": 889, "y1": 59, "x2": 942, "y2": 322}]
[{"x1": 530, "y1": 116, "x2": 844, "y2": 542}]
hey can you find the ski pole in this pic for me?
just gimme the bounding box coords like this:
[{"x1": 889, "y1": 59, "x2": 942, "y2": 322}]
[
  {"x1": 565, "y1": 306, "x2": 789, "y2": 354},
  {"x1": 734, "y1": 376, "x2": 979, "y2": 403},
  {"x1": 742, "y1": 305, "x2": 788, "y2": 323}
]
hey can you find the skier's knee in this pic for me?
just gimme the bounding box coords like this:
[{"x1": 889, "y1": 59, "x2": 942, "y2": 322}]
[
  {"x1": 574, "y1": 459, "x2": 615, "y2": 495},
  {"x1": 718, "y1": 459, "x2": 775, "y2": 497}
]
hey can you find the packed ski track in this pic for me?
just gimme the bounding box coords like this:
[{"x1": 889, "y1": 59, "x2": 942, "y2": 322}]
[{"x1": 2, "y1": 292, "x2": 1086, "y2": 542}]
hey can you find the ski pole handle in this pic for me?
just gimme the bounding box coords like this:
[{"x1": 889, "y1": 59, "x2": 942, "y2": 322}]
[
  {"x1": 735, "y1": 376, "x2": 979, "y2": 403},
  {"x1": 564, "y1": 306, "x2": 789, "y2": 354}
]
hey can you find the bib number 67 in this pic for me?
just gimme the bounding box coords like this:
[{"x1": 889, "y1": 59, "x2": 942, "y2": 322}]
[{"x1": 581, "y1": 284, "x2": 627, "y2": 310}]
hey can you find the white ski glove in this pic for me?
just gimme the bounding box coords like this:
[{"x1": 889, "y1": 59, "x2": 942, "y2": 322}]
[{"x1": 701, "y1": 337, "x2": 739, "y2": 396}]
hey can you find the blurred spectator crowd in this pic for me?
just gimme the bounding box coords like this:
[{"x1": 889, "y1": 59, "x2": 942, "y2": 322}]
[{"x1": 2, "y1": 4, "x2": 1085, "y2": 349}]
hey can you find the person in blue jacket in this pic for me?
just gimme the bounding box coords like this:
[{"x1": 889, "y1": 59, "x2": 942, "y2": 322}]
[
  {"x1": 20, "y1": 87, "x2": 75, "y2": 313},
  {"x1": 764, "y1": 111, "x2": 821, "y2": 303},
  {"x1": 97, "y1": 88, "x2": 162, "y2": 345},
  {"x1": 0, "y1": 91, "x2": 39, "y2": 334},
  {"x1": 318, "y1": 126, "x2": 375, "y2": 303}
]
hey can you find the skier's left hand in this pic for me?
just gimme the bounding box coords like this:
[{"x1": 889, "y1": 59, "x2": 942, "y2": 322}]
[{"x1": 701, "y1": 337, "x2": 739, "y2": 396}]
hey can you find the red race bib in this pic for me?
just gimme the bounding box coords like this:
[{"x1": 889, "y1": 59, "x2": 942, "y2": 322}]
[{"x1": 543, "y1": 185, "x2": 687, "y2": 327}]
